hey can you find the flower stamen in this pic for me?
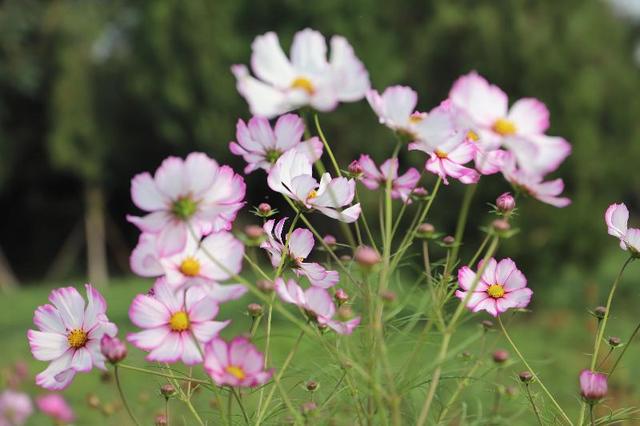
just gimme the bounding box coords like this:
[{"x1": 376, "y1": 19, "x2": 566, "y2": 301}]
[
  {"x1": 226, "y1": 365, "x2": 246, "y2": 380},
  {"x1": 492, "y1": 118, "x2": 517, "y2": 136},
  {"x1": 169, "y1": 311, "x2": 190, "y2": 332},
  {"x1": 67, "y1": 329, "x2": 88, "y2": 349},
  {"x1": 487, "y1": 284, "x2": 505, "y2": 299},
  {"x1": 290, "y1": 77, "x2": 315, "y2": 95},
  {"x1": 179, "y1": 257, "x2": 201, "y2": 277}
]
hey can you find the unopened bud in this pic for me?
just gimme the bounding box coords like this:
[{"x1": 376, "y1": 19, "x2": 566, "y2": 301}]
[
  {"x1": 505, "y1": 385, "x2": 518, "y2": 397},
  {"x1": 155, "y1": 414, "x2": 168, "y2": 426},
  {"x1": 86, "y1": 393, "x2": 100, "y2": 409},
  {"x1": 337, "y1": 306, "x2": 354, "y2": 321},
  {"x1": 306, "y1": 381, "x2": 319, "y2": 392},
  {"x1": 492, "y1": 219, "x2": 511, "y2": 233},
  {"x1": 416, "y1": 223, "x2": 435, "y2": 239},
  {"x1": 244, "y1": 225, "x2": 264, "y2": 240},
  {"x1": 580, "y1": 370, "x2": 608, "y2": 403},
  {"x1": 340, "y1": 255, "x2": 352, "y2": 262},
  {"x1": 348, "y1": 160, "x2": 363, "y2": 177},
  {"x1": 593, "y1": 306, "x2": 607, "y2": 320},
  {"x1": 335, "y1": 288, "x2": 349, "y2": 305},
  {"x1": 481, "y1": 320, "x2": 494, "y2": 330},
  {"x1": 608, "y1": 336, "x2": 622, "y2": 347},
  {"x1": 355, "y1": 245, "x2": 381, "y2": 267},
  {"x1": 247, "y1": 303, "x2": 263, "y2": 318},
  {"x1": 519, "y1": 371, "x2": 534, "y2": 383},
  {"x1": 100, "y1": 335, "x2": 127, "y2": 364},
  {"x1": 258, "y1": 203, "x2": 272, "y2": 215},
  {"x1": 461, "y1": 351, "x2": 472, "y2": 360},
  {"x1": 323, "y1": 234, "x2": 337, "y2": 247},
  {"x1": 160, "y1": 384, "x2": 176, "y2": 399},
  {"x1": 381, "y1": 290, "x2": 396, "y2": 303},
  {"x1": 411, "y1": 187, "x2": 429, "y2": 199},
  {"x1": 492, "y1": 349, "x2": 509, "y2": 364},
  {"x1": 257, "y1": 279, "x2": 274, "y2": 293},
  {"x1": 442, "y1": 235, "x2": 455, "y2": 246},
  {"x1": 496, "y1": 192, "x2": 516, "y2": 213},
  {"x1": 301, "y1": 401, "x2": 317, "y2": 415},
  {"x1": 102, "y1": 402, "x2": 115, "y2": 416}
]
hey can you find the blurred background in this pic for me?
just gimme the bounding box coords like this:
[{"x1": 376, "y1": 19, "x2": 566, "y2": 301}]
[{"x1": 3, "y1": 0, "x2": 640, "y2": 423}]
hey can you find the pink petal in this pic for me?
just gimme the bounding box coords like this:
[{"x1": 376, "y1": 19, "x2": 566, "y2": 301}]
[
  {"x1": 48, "y1": 287, "x2": 85, "y2": 330},
  {"x1": 147, "y1": 332, "x2": 183, "y2": 363},
  {"x1": 289, "y1": 228, "x2": 314, "y2": 260},
  {"x1": 33, "y1": 304, "x2": 66, "y2": 334},
  {"x1": 131, "y1": 172, "x2": 168, "y2": 211},
  {"x1": 305, "y1": 287, "x2": 335, "y2": 319},
  {"x1": 191, "y1": 320, "x2": 229, "y2": 343},
  {"x1": 605, "y1": 203, "x2": 629, "y2": 239},
  {"x1": 507, "y1": 98, "x2": 549, "y2": 134},
  {"x1": 129, "y1": 295, "x2": 170, "y2": 328},
  {"x1": 154, "y1": 157, "x2": 186, "y2": 199},
  {"x1": 28, "y1": 331, "x2": 69, "y2": 361},
  {"x1": 71, "y1": 347, "x2": 92, "y2": 372},
  {"x1": 274, "y1": 114, "x2": 304, "y2": 151},
  {"x1": 127, "y1": 327, "x2": 171, "y2": 351}
]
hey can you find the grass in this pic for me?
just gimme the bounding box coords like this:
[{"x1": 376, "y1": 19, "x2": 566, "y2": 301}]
[{"x1": 2, "y1": 274, "x2": 640, "y2": 425}]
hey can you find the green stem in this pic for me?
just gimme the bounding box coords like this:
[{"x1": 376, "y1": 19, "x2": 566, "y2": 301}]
[
  {"x1": 231, "y1": 387, "x2": 250, "y2": 425},
  {"x1": 444, "y1": 184, "x2": 477, "y2": 279},
  {"x1": 113, "y1": 365, "x2": 141, "y2": 426},
  {"x1": 609, "y1": 320, "x2": 640, "y2": 377},
  {"x1": 498, "y1": 316, "x2": 573, "y2": 425},
  {"x1": 578, "y1": 256, "x2": 633, "y2": 425},
  {"x1": 314, "y1": 114, "x2": 342, "y2": 177},
  {"x1": 118, "y1": 363, "x2": 211, "y2": 385},
  {"x1": 525, "y1": 384, "x2": 544, "y2": 426}
]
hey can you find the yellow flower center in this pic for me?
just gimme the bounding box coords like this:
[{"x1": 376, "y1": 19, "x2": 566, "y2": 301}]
[
  {"x1": 169, "y1": 311, "x2": 190, "y2": 332},
  {"x1": 291, "y1": 77, "x2": 315, "y2": 95},
  {"x1": 435, "y1": 149, "x2": 448, "y2": 159},
  {"x1": 67, "y1": 328, "x2": 88, "y2": 348},
  {"x1": 487, "y1": 284, "x2": 505, "y2": 299},
  {"x1": 226, "y1": 365, "x2": 246, "y2": 380},
  {"x1": 307, "y1": 189, "x2": 318, "y2": 200},
  {"x1": 179, "y1": 257, "x2": 201, "y2": 277},
  {"x1": 409, "y1": 113, "x2": 424, "y2": 124},
  {"x1": 467, "y1": 130, "x2": 479, "y2": 142},
  {"x1": 492, "y1": 118, "x2": 517, "y2": 136}
]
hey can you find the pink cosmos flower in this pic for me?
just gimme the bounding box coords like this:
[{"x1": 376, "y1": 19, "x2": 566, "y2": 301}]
[
  {"x1": 128, "y1": 279, "x2": 229, "y2": 365},
  {"x1": 229, "y1": 114, "x2": 323, "y2": 174},
  {"x1": 203, "y1": 337, "x2": 273, "y2": 387},
  {"x1": 268, "y1": 150, "x2": 361, "y2": 223},
  {"x1": 579, "y1": 370, "x2": 608, "y2": 403},
  {"x1": 605, "y1": 202, "x2": 640, "y2": 254},
  {"x1": 455, "y1": 258, "x2": 533, "y2": 317},
  {"x1": 130, "y1": 231, "x2": 244, "y2": 290},
  {"x1": 501, "y1": 154, "x2": 570, "y2": 208},
  {"x1": 232, "y1": 28, "x2": 370, "y2": 118},
  {"x1": 261, "y1": 218, "x2": 339, "y2": 288},
  {"x1": 35, "y1": 394, "x2": 74, "y2": 424},
  {"x1": 0, "y1": 390, "x2": 33, "y2": 426},
  {"x1": 358, "y1": 155, "x2": 421, "y2": 203},
  {"x1": 28, "y1": 285, "x2": 117, "y2": 390},
  {"x1": 409, "y1": 101, "x2": 480, "y2": 185},
  {"x1": 449, "y1": 71, "x2": 571, "y2": 176},
  {"x1": 127, "y1": 153, "x2": 246, "y2": 257},
  {"x1": 275, "y1": 278, "x2": 361, "y2": 334},
  {"x1": 366, "y1": 86, "x2": 422, "y2": 139}
]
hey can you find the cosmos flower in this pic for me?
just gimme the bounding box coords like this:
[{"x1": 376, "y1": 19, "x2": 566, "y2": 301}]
[
  {"x1": 501, "y1": 154, "x2": 570, "y2": 208},
  {"x1": 130, "y1": 231, "x2": 244, "y2": 290},
  {"x1": 605, "y1": 202, "x2": 640, "y2": 255},
  {"x1": 203, "y1": 337, "x2": 273, "y2": 387},
  {"x1": 0, "y1": 390, "x2": 33, "y2": 426},
  {"x1": 579, "y1": 370, "x2": 608, "y2": 403},
  {"x1": 127, "y1": 153, "x2": 245, "y2": 256},
  {"x1": 455, "y1": 258, "x2": 533, "y2": 317},
  {"x1": 366, "y1": 86, "x2": 423, "y2": 139},
  {"x1": 35, "y1": 394, "x2": 74, "y2": 425},
  {"x1": 409, "y1": 100, "x2": 480, "y2": 185},
  {"x1": 232, "y1": 28, "x2": 369, "y2": 118},
  {"x1": 449, "y1": 71, "x2": 571, "y2": 176},
  {"x1": 261, "y1": 217, "x2": 339, "y2": 288},
  {"x1": 275, "y1": 278, "x2": 360, "y2": 334},
  {"x1": 127, "y1": 279, "x2": 229, "y2": 365},
  {"x1": 357, "y1": 155, "x2": 421, "y2": 203},
  {"x1": 229, "y1": 114, "x2": 323, "y2": 174},
  {"x1": 28, "y1": 285, "x2": 117, "y2": 390},
  {"x1": 268, "y1": 150, "x2": 361, "y2": 222}
]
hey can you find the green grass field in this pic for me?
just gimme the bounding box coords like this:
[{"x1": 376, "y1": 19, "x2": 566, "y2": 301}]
[{"x1": 3, "y1": 273, "x2": 640, "y2": 425}]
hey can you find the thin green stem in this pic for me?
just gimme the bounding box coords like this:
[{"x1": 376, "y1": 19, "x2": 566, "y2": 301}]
[
  {"x1": 609, "y1": 320, "x2": 640, "y2": 376},
  {"x1": 231, "y1": 387, "x2": 250, "y2": 425},
  {"x1": 114, "y1": 365, "x2": 141, "y2": 426},
  {"x1": 118, "y1": 364, "x2": 211, "y2": 385},
  {"x1": 314, "y1": 114, "x2": 342, "y2": 177},
  {"x1": 444, "y1": 184, "x2": 477, "y2": 279},
  {"x1": 498, "y1": 316, "x2": 573, "y2": 426},
  {"x1": 525, "y1": 384, "x2": 544, "y2": 426},
  {"x1": 468, "y1": 233, "x2": 491, "y2": 266},
  {"x1": 355, "y1": 187, "x2": 379, "y2": 251}
]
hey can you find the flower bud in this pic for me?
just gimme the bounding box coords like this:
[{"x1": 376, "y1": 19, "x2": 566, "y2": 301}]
[
  {"x1": 492, "y1": 349, "x2": 509, "y2": 364},
  {"x1": 593, "y1": 306, "x2": 607, "y2": 320},
  {"x1": 412, "y1": 187, "x2": 429, "y2": 199},
  {"x1": 155, "y1": 414, "x2": 168, "y2": 426},
  {"x1": 348, "y1": 160, "x2": 363, "y2": 177},
  {"x1": 461, "y1": 351, "x2": 472, "y2": 360},
  {"x1": 337, "y1": 306, "x2": 354, "y2": 321},
  {"x1": 496, "y1": 192, "x2": 516, "y2": 213},
  {"x1": 102, "y1": 402, "x2": 115, "y2": 416},
  {"x1": 257, "y1": 279, "x2": 274, "y2": 293},
  {"x1": 244, "y1": 225, "x2": 264, "y2": 240},
  {"x1": 335, "y1": 288, "x2": 349, "y2": 305},
  {"x1": 247, "y1": 303, "x2": 263, "y2": 318},
  {"x1": 442, "y1": 235, "x2": 455, "y2": 246},
  {"x1": 301, "y1": 401, "x2": 317, "y2": 416},
  {"x1": 416, "y1": 223, "x2": 435, "y2": 239},
  {"x1": 340, "y1": 255, "x2": 352, "y2": 262},
  {"x1": 258, "y1": 203, "x2": 272, "y2": 215},
  {"x1": 100, "y1": 335, "x2": 127, "y2": 364},
  {"x1": 323, "y1": 234, "x2": 337, "y2": 248},
  {"x1": 306, "y1": 381, "x2": 319, "y2": 392},
  {"x1": 505, "y1": 385, "x2": 518, "y2": 397},
  {"x1": 381, "y1": 290, "x2": 396, "y2": 303},
  {"x1": 608, "y1": 336, "x2": 622, "y2": 347},
  {"x1": 481, "y1": 320, "x2": 494, "y2": 330},
  {"x1": 580, "y1": 370, "x2": 607, "y2": 403},
  {"x1": 519, "y1": 371, "x2": 533, "y2": 383},
  {"x1": 86, "y1": 393, "x2": 100, "y2": 409},
  {"x1": 355, "y1": 246, "x2": 380, "y2": 267},
  {"x1": 160, "y1": 384, "x2": 176, "y2": 399},
  {"x1": 491, "y1": 219, "x2": 511, "y2": 233}
]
